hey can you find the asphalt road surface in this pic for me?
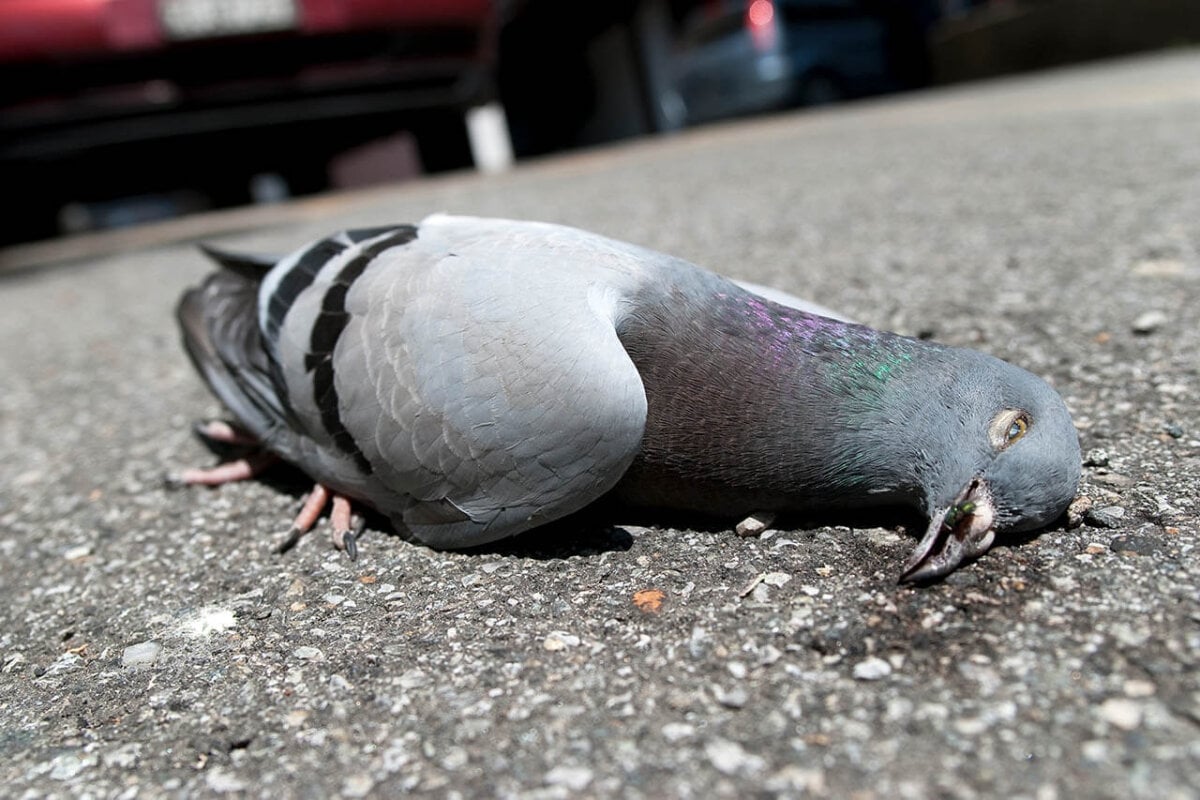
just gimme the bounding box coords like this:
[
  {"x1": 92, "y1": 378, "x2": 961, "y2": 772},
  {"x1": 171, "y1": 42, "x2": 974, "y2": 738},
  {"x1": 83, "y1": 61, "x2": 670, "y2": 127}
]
[{"x1": 2, "y1": 50, "x2": 1198, "y2": 799}]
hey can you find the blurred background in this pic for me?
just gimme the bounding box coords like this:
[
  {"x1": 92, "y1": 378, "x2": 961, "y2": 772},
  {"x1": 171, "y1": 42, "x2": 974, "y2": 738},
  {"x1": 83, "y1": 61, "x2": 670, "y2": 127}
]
[{"x1": 2, "y1": 0, "x2": 1197, "y2": 246}]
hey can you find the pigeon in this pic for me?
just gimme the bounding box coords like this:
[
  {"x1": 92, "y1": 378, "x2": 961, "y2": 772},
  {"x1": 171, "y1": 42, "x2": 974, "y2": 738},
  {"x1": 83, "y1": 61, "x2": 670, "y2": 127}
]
[{"x1": 175, "y1": 214, "x2": 1081, "y2": 581}]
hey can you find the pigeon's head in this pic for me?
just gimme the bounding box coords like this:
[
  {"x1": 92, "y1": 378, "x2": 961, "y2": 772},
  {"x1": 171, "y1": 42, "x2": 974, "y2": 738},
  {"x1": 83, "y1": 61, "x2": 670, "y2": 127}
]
[{"x1": 899, "y1": 351, "x2": 1081, "y2": 582}]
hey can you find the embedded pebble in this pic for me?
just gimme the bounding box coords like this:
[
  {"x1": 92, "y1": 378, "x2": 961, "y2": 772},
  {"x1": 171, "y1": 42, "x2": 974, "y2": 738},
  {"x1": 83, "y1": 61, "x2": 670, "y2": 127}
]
[
  {"x1": 1110, "y1": 532, "x2": 1161, "y2": 556},
  {"x1": 44, "y1": 652, "x2": 84, "y2": 676},
  {"x1": 735, "y1": 511, "x2": 776, "y2": 537},
  {"x1": 1132, "y1": 257, "x2": 1186, "y2": 276},
  {"x1": 1091, "y1": 472, "x2": 1133, "y2": 488},
  {"x1": 100, "y1": 744, "x2": 141, "y2": 770},
  {"x1": 1084, "y1": 505, "x2": 1125, "y2": 528},
  {"x1": 1082, "y1": 449, "x2": 1110, "y2": 468},
  {"x1": 705, "y1": 738, "x2": 764, "y2": 775},
  {"x1": 1081, "y1": 740, "x2": 1109, "y2": 762},
  {"x1": 545, "y1": 765, "x2": 594, "y2": 791},
  {"x1": 713, "y1": 684, "x2": 749, "y2": 708},
  {"x1": 853, "y1": 657, "x2": 893, "y2": 681},
  {"x1": 953, "y1": 716, "x2": 988, "y2": 736},
  {"x1": 661, "y1": 723, "x2": 695, "y2": 743},
  {"x1": 1098, "y1": 697, "x2": 1142, "y2": 730},
  {"x1": 293, "y1": 646, "x2": 325, "y2": 661},
  {"x1": 341, "y1": 774, "x2": 375, "y2": 798},
  {"x1": 49, "y1": 752, "x2": 95, "y2": 781},
  {"x1": 121, "y1": 641, "x2": 162, "y2": 668},
  {"x1": 1066, "y1": 495, "x2": 1092, "y2": 529},
  {"x1": 543, "y1": 632, "x2": 580, "y2": 651},
  {"x1": 178, "y1": 606, "x2": 236, "y2": 637},
  {"x1": 206, "y1": 767, "x2": 249, "y2": 793},
  {"x1": 63, "y1": 543, "x2": 93, "y2": 560},
  {"x1": 762, "y1": 572, "x2": 791, "y2": 588},
  {"x1": 1131, "y1": 310, "x2": 1168, "y2": 334}
]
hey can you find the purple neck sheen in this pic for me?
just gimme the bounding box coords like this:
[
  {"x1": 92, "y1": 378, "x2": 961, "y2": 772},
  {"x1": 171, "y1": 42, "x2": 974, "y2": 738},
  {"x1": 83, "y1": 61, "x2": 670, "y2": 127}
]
[{"x1": 713, "y1": 289, "x2": 910, "y2": 383}]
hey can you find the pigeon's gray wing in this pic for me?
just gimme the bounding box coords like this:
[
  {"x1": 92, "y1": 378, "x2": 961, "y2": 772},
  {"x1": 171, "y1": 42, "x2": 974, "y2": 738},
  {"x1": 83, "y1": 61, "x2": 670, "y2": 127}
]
[
  {"x1": 263, "y1": 216, "x2": 651, "y2": 548},
  {"x1": 730, "y1": 278, "x2": 853, "y2": 322}
]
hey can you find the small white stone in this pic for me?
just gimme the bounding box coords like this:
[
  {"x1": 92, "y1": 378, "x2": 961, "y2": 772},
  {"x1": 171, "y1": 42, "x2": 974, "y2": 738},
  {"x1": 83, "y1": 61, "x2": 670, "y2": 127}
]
[
  {"x1": 545, "y1": 765, "x2": 594, "y2": 791},
  {"x1": 293, "y1": 646, "x2": 324, "y2": 661},
  {"x1": 750, "y1": 582, "x2": 772, "y2": 603},
  {"x1": 45, "y1": 652, "x2": 84, "y2": 676},
  {"x1": 1132, "y1": 310, "x2": 1168, "y2": 334},
  {"x1": 885, "y1": 697, "x2": 914, "y2": 721},
  {"x1": 397, "y1": 668, "x2": 428, "y2": 689},
  {"x1": 852, "y1": 657, "x2": 892, "y2": 681},
  {"x1": 661, "y1": 723, "x2": 695, "y2": 743},
  {"x1": 178, "y1": 606, "x2": 236, "y2": 637},
  {"x1": 762, "y1": 572, "x2": 791, "y2": 588},
  {"x1": 713, "y1": 684, "x2": 749, "y2": 708},
  {"x1": 758, "y1": 645, "x2": 783, "y2": 666},
  {"x1": 63, "y1": 543, "x2": 93, "y2": 560},
  {"x1": 49, "y1": 752, "x2": 94, "y2": 780},
  {"x1": 736, "y1": 512, "x2": 776, "y2": 537},
  {"x1": 205, "y1": 767, "x2": 248, "y2": 793},
  {"x1": 543, "y1": 631, "x2": 579, "y2": 651},
  {"x1": 766, "y1": 765, "x2": 826, "y2": 794},
  {"x1": 341, "y1": 774, "x2": 375, "y2": 798},
  {"x1": 1081, "y1": 739, "x2": 1109, "y2": 762},
  {"x1": 953, "y1": 716, "x2": 988, "y2": 736},
  {"x1": 705, "y1": 738, "x2": 764, "y2": 775},
  {"x1": 1122, "y1": 679, "x2": 1156, "y2": 698},
  {"x1": 1132, "y1": 258, "x2": 1186, "y2": 277},
  {"x1": 121, "y1": 641, "x2": 162, "y2": 668},
  {"x1": 1099, "y1": 697, "x2": 1142, "y2": 730},
  {"x1": 101, "y1": 743, "x2": 141, "y2": 769},
  {"x1": 441, "y1": 746, "x2": 469, "y2": 770}
]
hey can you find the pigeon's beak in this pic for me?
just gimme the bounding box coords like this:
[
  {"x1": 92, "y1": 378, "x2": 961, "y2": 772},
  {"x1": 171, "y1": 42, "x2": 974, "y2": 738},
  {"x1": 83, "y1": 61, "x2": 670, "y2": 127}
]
[{"x1": 900, "y1": 478, "x2": 997, "y2": 583}]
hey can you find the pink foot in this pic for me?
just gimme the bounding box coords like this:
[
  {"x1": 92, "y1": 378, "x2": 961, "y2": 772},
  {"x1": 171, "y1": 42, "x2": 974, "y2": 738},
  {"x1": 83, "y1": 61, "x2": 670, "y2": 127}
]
[
  {"x1": 172, "y1": 421, "x2": 362, "y2": 559},
  {"x1": 173, "y1": 451, "x2": 278, "y2": 486},
  {"x1": 276, "y1": 484, "x2": 361, "y2": 559}
]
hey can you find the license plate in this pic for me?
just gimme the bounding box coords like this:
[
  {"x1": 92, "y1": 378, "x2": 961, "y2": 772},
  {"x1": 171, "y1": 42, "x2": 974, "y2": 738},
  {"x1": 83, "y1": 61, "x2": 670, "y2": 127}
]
[{"x1": 160, "y1": 0, "x2": 298, "y2": 40}]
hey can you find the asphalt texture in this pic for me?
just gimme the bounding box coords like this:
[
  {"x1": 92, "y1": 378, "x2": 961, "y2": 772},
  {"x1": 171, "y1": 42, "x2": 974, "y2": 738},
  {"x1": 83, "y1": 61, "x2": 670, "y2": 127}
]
[{"x1": 2, "y1": 50, "x2": 1199, "y2": 799}]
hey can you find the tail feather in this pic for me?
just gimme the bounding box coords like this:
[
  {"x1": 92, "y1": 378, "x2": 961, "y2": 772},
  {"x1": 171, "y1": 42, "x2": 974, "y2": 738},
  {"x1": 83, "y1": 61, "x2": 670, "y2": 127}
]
[
  {"x1": 177, "y1": 260, "x2": 287, "y2": 442},
  {"x1": 197, "y1": 244, "x2": 281, "y2": 279}
]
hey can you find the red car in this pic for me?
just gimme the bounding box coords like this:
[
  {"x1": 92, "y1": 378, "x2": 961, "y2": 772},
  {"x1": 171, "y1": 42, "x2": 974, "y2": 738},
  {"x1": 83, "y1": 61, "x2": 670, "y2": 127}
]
[{"x1": 0, "y1": 0, "x2": 499, "y2": 243}]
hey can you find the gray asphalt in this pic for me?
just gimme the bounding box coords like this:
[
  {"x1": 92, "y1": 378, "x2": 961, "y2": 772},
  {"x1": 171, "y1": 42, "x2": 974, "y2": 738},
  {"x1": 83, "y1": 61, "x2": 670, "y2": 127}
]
[{"x1": 2, "y1": 50, "x2": 1199, "y2": 799}]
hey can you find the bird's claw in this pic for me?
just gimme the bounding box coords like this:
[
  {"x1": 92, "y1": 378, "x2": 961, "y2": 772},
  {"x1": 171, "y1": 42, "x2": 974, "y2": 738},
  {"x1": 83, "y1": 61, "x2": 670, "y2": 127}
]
[
  {"x1": 276, "y1": 526, "x2": 304, "y2": 555},
  {"x1": 336, "y1": 528, "x2": 360, "y2": 561},
  {"x1": 329, "y1": 494, "x2": 363, "y2": 560}
]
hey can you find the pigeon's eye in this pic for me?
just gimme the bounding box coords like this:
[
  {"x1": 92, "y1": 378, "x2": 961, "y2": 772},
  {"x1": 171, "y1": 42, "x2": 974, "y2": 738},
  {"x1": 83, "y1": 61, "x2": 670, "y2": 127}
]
[{"x1": 990, "y1": 409, "x2": 1031, "y2": 450}]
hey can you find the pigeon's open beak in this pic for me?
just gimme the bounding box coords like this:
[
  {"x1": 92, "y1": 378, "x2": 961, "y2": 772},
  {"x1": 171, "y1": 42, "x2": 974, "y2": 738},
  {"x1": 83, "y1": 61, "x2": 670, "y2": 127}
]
[{"x1": 900, "y1": 478, "x2": 997, "y2": 583}]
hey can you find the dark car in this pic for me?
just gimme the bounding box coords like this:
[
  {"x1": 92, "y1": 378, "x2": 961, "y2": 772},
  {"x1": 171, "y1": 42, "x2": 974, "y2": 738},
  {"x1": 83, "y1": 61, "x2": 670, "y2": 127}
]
[
  {"x1": 0, "y1": 0, "x2": 498, "y2": 243},
  {"x1": 667, "y1": 0, "x2": 932, "y2": 126}
]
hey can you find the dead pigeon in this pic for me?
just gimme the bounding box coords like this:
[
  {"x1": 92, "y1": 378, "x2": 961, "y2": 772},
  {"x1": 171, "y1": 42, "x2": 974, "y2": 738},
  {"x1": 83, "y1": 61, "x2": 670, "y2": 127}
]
[{"x1": 175, "y1": 214, "x2": 1081, "y2": 581}]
